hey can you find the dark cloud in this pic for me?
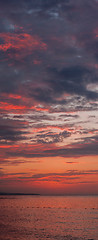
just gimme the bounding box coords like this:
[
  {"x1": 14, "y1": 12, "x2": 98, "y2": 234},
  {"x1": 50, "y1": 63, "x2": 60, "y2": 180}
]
[
  {"x1": 59, "y1": 114, "x2": 79, "y2": 118},
  {"x1": 66, "y1": 162, "x2": 78, "y2": 164},
  {"x1": 76, "y1": 134, "x2": 98, "y2": 145},
  {"x1": 0, "y1": 115, "x2": 28, "y2": 143},
  {"x1": 35, "y1": 130, "x2": 71, "y2": 144},
  {"x1": 47, "y1": 66, "x2": 98, "y2": 101},
  {"x1": 0, "y1": 0, "x2": 72, "y2": 12},
  {"x1": 45, "y1": 141, "x2": 98, "y2": 158},
  {"x1": 28, "y1": 113, "x2": 55, "y2": 122},
  {"x1": 0, "y1": 0, "x2": 98, "y2": 107},
  {"x1": 0, "y1": 66, "x2": 18, "y2": 94},
  {"x1": 0, "y1": 125, "x2": 28, "y2": 142},
  {"x1": 31, "y1": 87, "x2": 53, "y2": 104},
  {"x1": 6, "y1": 139, "x2": 98, "y2": 159}
]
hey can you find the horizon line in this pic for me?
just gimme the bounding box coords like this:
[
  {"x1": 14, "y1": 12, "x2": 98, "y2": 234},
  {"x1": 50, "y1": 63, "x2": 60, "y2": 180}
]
[{"x1": 0, "y1": 192, "x2": 98, "y2": 196}]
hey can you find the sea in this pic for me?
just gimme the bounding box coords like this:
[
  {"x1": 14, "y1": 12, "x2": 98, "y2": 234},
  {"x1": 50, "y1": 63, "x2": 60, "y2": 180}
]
[{"x1": 0, "y1": 195, "x2": 98, "y2": 240}]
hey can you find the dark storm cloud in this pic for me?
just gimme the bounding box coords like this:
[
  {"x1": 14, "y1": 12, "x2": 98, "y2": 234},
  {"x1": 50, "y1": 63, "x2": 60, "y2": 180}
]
[
  {"x1": 19, "y1": 63, "x2": 98, "y2": 106},
  {"x1": 28, "y1": 66, "x2": 98, "y2": 105},
  {"x1": 31, "y1": 87, "x2": 53, "y2": 104},
  {"x1": 47, "y1": 66, "x2": 98, "y2": 101},
  {"x1": 0, "y1": 0, "x2": 71, "y2": 11},
  {"x1": 0, "y1": 65, "x2": 18, "y2": 94},
  {"x1": 0, "y1": 0, "x2": 98, "y2": 107},
  {"x1": 1, "y1": 0, "x2": 97, "y2": 22}
]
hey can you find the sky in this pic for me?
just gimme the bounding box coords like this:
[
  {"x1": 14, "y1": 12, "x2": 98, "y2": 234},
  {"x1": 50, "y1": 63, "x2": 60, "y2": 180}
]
[{"x1": 0, "y1": 0, "x2": 98, "y2": 195}]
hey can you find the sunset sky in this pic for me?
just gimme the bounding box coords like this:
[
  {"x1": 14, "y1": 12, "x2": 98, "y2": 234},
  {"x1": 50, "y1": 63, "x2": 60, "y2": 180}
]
[{"x1": 0, "y1": 0, "x2": 98, "y2": 195}]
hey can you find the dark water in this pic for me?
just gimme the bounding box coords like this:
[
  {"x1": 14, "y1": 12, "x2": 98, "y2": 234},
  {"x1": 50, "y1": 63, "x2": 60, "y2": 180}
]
[{"x1": 0, "y1": 195, "x2": 98, "y2": 240}]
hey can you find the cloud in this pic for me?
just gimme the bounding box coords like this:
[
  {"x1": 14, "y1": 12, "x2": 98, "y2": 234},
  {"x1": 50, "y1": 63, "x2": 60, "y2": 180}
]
[
  {"x1": 0, "y1": 115, "x2": 28, "y2": 143},
  {"x1": 66, "y1": 162, "x2": 78, "y2": 164},
  {"x1": 1, "y1": 169, "x2": 97, "y2": 185},
  {"x1": 31, "y1": 169, "x2": 98, "y2": 182},
  {"x1": 0, "y1": 125, "x2": 27, "y2": 142},
  {"x1": 0, "y1": 32, "x2": 47, "y2": 60},
  {"x1": 0, "y1": 0, "x2": 98, "y2": 108},
  {"x1": 45, "y1": 141, "x2": 98, "y2": 158},
  {"x1": 47, "y1": 66, "x2": 98, "y2": 101},
  {"x1": 5, "y1": 138, "x2": 98, "y2": 159},
  {"x1": 35, "y1": 130, "x2": 71, "y2": 144}
]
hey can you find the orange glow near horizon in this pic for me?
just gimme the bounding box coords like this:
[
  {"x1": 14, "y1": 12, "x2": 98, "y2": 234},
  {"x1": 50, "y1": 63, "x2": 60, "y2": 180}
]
[{"x1": 0, "y1": 150, "x2": 98, "y2": 194}]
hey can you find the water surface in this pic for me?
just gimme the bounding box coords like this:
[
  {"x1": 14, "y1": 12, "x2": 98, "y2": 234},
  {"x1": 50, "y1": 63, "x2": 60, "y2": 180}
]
[{"x1": 0, "y1": 195, "x2": 98, "y2": 240}]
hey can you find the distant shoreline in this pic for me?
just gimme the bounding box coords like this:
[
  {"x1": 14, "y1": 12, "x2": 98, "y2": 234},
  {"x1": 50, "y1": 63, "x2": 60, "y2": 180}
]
[
  {"x1": 0, "y1": 193, "x2": 40, "y2": 196},
  {"x1": 0, "y1": 193, "x2": 98, "y2": 196}
]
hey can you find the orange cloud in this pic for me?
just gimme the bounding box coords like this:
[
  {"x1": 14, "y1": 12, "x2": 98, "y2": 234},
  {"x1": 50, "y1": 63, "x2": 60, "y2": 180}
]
[
  {"x1": 31, "y1": 105, "x2": 50, "y2": 112},
  {"x1": 0, "y1": 101, "x2": 28, "y2": 111},
  {"x1": 8, "y1": 94, "x2": 21, "y2": 99},
  {"x1": 0, "y1": 32, "x2": 47, "y2": 59},
  {"x1": 0, "y1": 101, "x2": 50, "y2": 114},
  {"x1": 32, "y1": 125, "x2": 73, "y2": 133}
]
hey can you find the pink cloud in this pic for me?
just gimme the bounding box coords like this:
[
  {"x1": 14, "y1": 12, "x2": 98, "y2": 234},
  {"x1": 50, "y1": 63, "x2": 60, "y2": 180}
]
[{"x1": 0, "y1": 32, "x2": 47, "y2": 59}]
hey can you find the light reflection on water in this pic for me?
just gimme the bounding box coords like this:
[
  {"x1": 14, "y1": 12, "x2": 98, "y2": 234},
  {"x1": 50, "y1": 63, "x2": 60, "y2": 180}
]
[{"x1": 0, "y1": 195, "x2": 98, "y2": 240}]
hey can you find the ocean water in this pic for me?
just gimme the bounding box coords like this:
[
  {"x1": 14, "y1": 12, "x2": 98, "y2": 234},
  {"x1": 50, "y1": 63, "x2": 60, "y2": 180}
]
[{"x1": 0, "y1": 195, "x2": 98, "y2": 240}]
